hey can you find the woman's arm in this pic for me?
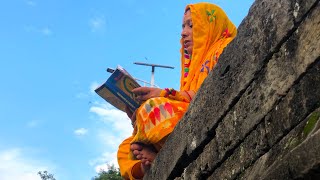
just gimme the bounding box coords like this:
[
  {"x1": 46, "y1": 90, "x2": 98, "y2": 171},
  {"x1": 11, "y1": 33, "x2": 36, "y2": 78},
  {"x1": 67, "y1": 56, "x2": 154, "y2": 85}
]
[
  {"x1": 161, "y1": 88, "x2": 195, "y2": 102},
  {"x1": 132, "y1": 87, "x2": 195, "y2": 103}
]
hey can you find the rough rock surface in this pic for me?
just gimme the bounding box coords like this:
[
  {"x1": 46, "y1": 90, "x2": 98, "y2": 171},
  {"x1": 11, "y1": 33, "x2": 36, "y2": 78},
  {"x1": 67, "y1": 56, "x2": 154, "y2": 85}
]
[{"x1": 144, "y1": 0, "x2": 320, "y2": 179}]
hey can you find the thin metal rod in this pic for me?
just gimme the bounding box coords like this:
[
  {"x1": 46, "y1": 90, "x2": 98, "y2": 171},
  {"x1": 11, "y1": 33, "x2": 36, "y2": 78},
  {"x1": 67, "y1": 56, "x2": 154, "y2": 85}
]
[{"x1": 134, "y1": 61, "x2": 174, "y2": 87}]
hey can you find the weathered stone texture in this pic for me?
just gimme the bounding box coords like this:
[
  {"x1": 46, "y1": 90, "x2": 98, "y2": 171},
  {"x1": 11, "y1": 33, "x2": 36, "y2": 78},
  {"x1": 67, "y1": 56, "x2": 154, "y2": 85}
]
[{"x1": 144, "y1": 0, "x2": 320, "y2": 179}]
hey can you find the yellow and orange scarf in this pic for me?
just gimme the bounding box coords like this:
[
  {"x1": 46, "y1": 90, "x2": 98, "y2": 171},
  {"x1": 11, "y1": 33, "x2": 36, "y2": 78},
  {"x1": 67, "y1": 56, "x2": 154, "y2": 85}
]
[{"x1": 180, "y1": 3, "x2": 237, "y2": 91}]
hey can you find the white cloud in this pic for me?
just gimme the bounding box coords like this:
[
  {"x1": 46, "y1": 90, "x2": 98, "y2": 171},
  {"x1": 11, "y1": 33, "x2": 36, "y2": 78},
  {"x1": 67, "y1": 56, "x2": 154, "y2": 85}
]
[
  {"x1": 0, "y1": 148, "x2": 55, "y2": 180},
  {"x1": 97, "y1": 130, "x2": 128, "y2": 149},
  {"x1": 89, "y1": 151, "x2": 118, "y2": 173},
  {"x1": 90, "y1": 81, "x2": 100, "y2": 93},
  {"x1": 90, "y1": 103, "x2": 132, "y2": 137},
  {"x1": 89, "y1": 16, "x2": 106, "y2": 32},
  {"x1": 40, "y1": 27, "x2": 52, "y2": 36},
  {"x1": 74, "y1": 128, "x2": 88, "y2": 136},
  {"x1": 26, "y1": 120, "x2": 40, "y2": 128},
  {"x1": 95, "y1": 164, "x2": 110, "y2": 172},
  {"x1": 75, "y1": 92, "x2": 89, "y2": 99},
  {"x1": 75, "y1": 81, "x2": 100, "y2": 100},
  {"x1": 24, "y1": 25, "x2": 53, "y2": 36},
  {"x1": 26, "y1": 0, "x2": 37, "y2": 6},
  {"x1": 89, "y1": 102, "x2": 133, "y2": 173}
]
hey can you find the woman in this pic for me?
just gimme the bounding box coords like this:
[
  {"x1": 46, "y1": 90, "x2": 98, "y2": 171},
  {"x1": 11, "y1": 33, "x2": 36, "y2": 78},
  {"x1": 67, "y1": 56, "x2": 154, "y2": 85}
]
[{"x1": 117, "y1": 2, "x2": 237, "y2": 179}]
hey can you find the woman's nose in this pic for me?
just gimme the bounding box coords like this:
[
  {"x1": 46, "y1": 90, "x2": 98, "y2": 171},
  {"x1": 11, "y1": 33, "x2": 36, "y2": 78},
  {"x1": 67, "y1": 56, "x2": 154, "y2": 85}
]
[{"x1": 181, "y1": 28, "x2": 187, "y2": 38}]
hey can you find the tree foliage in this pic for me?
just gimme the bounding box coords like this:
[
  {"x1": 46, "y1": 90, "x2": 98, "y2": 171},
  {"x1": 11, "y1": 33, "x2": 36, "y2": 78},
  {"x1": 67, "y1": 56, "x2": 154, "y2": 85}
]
[
  {"x1": 37, "y1": 165, "x2": 122, "y2": 180},
  {"x1": 38, "y1": 171, "x2": 56, "y2": 180},
  {"x1": 92, "y1": 164, "x2": 122, "y2": 180}
]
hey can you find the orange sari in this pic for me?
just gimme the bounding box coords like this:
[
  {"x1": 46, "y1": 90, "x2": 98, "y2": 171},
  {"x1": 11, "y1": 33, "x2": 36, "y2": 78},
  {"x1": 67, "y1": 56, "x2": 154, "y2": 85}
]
[{"x1": 118, "y1": 3, "x2": 237, "y2": 179}]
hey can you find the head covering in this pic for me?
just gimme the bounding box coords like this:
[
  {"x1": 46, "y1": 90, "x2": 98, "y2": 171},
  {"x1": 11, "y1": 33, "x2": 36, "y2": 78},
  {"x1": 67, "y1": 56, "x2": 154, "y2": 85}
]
[{"x1": 180, "y1": 3, "x2": 237, "y2": 91}]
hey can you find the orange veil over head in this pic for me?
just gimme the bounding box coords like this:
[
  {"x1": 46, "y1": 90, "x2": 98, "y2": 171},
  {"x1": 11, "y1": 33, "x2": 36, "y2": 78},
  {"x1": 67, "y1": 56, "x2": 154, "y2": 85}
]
[{"x1": 180, "y1": 3, "x2": 237, "y2": 91}]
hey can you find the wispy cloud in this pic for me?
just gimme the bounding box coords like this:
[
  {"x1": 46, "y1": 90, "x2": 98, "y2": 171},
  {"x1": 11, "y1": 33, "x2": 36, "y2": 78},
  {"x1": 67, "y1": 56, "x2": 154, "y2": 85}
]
[
  {"x1": 75, "y1": 81, "x2": 100, "y2": 100},
  {"x1": 25, "y1": 0, "x2": 37, "y2": 6},
  {"x1": 26, "y1": 120, "x2": 41, "y2": 128},
  {"x1": 95, "y1": 163, "x2": 114, "y2": 173},
  {"x1": 74, "y1": 128, "x2": 88, "y2": 136},
  {"x1": 97, "y1": 130, "x2": 124, "y2": 148},
  {"x1": 75, "y1": 92, "x2": 89, "y2": 99},
  {"x1": 90, "y1": 82, "x2": 100, "y2": 93},
  {"x1": 89, "y1": 151, "x2": 118, "y2": 173},
  {"x1": 89, "y1": 16, "x2": 106, "y2": 33},
  {"x1": 24, "y1": 26, "x2": 53, "y2": 36},
  {"x1": 90, "y1": 103, "x2": 132, "y2": 137},
  {"x1": 41, "y1": 27, "x2": 52, "y2": 36},
  {"x1": 89, "y1": 102, "x2": 133, "y2": 172},
  {"x1": 0, "y1": 148, "x2": 55, "y2": 180}
]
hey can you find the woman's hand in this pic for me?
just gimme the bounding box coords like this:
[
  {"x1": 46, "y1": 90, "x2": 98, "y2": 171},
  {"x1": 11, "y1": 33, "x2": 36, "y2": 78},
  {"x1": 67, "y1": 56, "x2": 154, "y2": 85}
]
[{"x1": 132, "y1": 87, "x2": 162, "y2": 101}]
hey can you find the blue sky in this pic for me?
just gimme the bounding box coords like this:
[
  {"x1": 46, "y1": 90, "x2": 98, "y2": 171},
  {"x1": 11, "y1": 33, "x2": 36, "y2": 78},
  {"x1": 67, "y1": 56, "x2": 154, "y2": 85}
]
[{"x1": 0, "y1": 0, "x2": 254, "y2": 179}]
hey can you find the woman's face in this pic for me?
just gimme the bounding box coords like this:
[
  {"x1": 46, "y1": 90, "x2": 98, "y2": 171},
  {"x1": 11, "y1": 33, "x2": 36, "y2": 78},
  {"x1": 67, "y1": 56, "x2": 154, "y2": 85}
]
[{"x1": 181, "y1": 10, "x2": 193, "y2": 55}]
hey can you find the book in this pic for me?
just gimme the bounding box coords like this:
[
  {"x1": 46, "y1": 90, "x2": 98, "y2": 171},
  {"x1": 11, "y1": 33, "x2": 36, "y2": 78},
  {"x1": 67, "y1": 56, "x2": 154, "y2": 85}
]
[{"x1": 95, "y1": 65, "x2": 141, "y2": 112}]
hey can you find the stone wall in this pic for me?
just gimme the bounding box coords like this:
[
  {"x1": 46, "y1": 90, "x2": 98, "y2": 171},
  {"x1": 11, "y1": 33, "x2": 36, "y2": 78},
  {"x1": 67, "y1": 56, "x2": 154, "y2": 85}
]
[{"x1": 144, "y1": 0, "x2": 320, "y2": 179}]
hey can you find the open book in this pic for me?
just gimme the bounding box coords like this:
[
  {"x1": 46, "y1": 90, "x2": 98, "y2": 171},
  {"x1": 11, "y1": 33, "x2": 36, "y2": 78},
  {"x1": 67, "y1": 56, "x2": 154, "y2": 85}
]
[{"x1": 95, "y1": 66, "x2": 141, "y2": 112}]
